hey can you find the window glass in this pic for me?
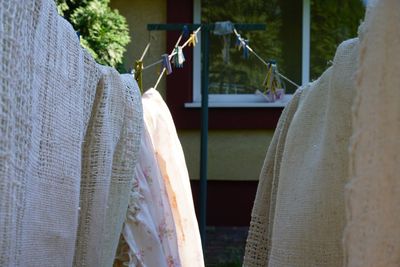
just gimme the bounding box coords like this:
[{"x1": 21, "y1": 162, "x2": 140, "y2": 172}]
[
  {"x1": 310, "y1": 0, "x2": 364, "y2": 80},
  {"x1": 201, "y1": 0, "x2": 365, "y2": 95},
  {"x1": 202, "y1": 0, "x2": 301, "y2": 94}
]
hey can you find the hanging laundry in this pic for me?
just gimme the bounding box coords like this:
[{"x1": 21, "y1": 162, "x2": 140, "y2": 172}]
[
  {"x1": 173, "y1": 46, "x2": 185, "y2": 68},
  {"x1": 142, "y1": 88, "x2": 205, "y2": 267},
  {"x1": 115, "y1": 115, "x2": 181, "y2": 267},
  {"x1": 0, "y1": 1, "x2": 143, "y2": 266},
  {"x1": 244, "y1": 38, "x2": 359, "y2": 267},
  {"x1": 114, "y1": 77, "x2": 180, "y2": 267},
  {"x1": 74, "y1": 68, "x2": 143, "y2": 267},
  {"x1": 214, "y1": 21, "x2": 234, "y2": 64},
  {"x1": 344, "y1": 1, "x2": 400, "y2": 266}
]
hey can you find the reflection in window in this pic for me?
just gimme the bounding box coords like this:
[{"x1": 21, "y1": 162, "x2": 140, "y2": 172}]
[
  {"x1": 201, "y1": 0, "x2": 365, "y2": 94},
  {"x1": 202, "y1": 0, "x2": 285, "y2": 94},
  {"x1": 310, "y1": 0, "x2": 364, "y2": 80}
]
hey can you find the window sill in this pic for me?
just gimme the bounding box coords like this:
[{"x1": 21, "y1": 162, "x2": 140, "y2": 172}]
[{"x1": 185, "y1": 94, "x2": 292, "y2": 108}]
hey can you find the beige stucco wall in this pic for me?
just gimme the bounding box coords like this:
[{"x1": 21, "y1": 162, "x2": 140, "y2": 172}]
[
  {"x1": 110, "y1": 0, "x2": 167, "y2": 97},
  {"x1": 111, "y1": 0, "x2": 275, "y2": 181},
  {"x1": 179, "y1": 130, "x2": 274, "y2": 181}
]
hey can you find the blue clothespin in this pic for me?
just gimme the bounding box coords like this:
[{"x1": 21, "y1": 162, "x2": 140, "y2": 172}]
[
  {"x1": 162, "y1": 54, "x2": 173, "y2": 75},
  {"x1": 183, "y1": 25, "x2": 190, "y2": 39}
]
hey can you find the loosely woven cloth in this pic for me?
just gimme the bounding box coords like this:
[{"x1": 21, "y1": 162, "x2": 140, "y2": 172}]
[
  {"x1": 142, "y1": 88, "x2": 205, "y2": 267},
  {"x1": 0, "y1": 1, "x2": 143, "y2": 266},
  {"x1": 74, "y1": 70, "x2": 143, "y2": 267},
  {"x1": 244, "y1": 38, "x2": 359, "y2": 267},
  {"x1": 344, "y1": 1, "x2": 400, "y2": 266}
]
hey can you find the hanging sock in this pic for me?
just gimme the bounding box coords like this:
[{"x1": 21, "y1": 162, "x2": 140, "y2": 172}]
[
  {"x1": 173, "y1": 46, "x2": 185, "y2": 68},
  {"x1": 161, "y1": 54, "x2": 172, "y2": 75}
]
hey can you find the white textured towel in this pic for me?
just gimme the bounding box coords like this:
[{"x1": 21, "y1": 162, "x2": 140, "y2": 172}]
[
  {"x1": 344, "y1": 0, "x2": 400, "y2": 266},
  {"x1": 244, "y1": 38, "x2": 359, "y2": 267},
  {"x1": 0, "y1": 1, "x2": 143, "y2": 266}
]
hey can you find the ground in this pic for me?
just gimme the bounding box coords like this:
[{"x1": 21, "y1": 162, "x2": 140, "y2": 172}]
[{"x1": 205, "y1": 226, "x2": 248, "y2": 267}]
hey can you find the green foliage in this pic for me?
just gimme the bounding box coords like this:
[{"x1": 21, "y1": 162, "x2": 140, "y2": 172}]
[
  {"x1": 55, "y1": 0, "x2": 130, "y2": 70},
  {"x1": 310, "y1": 0, "x2": 364, "y2": 79}
]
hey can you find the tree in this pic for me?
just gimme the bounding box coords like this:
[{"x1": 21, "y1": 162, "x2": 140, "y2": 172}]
[
  {"x1": 310, "y1": 0, "x2": 364, "y2": 79},
  {"x1": 56, "y1": 0, "x2": 130, "y2": 71}
]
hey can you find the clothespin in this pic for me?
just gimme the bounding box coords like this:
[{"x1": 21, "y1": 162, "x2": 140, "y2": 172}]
[
  {"x1": 134, "y1": 60, "x2": 144, "y2": 92},
  {"x1": 183, "y1": 25, "x2": 190, "y2": 39},
  {"x1": 173, "y1": 46, "x2": 185, "y2": 68},
  {"x1": 161, "y1": 54, "x2": 172, "y2": 75},
  {"x1": 262, "y1": 61, "x2": 284, "y2": 102},
  {"x1": 188, "y1": 32, "x2": 198, "y2": 47}
]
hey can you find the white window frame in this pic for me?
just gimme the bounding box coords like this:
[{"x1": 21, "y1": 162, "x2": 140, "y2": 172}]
[{"x1": 186, "y1": 0, "x2": 310, "y2": 108}]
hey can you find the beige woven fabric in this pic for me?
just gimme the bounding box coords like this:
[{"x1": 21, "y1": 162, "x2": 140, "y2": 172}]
[
  {"x1": 344, "y1": 1, "x2": 400, "y2": 266},
  {"x1": 142, "y1": 88, "x2": 205, "y2": 267},
  {"x1": 0, "y1": 0, "x2": 100, "y2": 265},
  {"x1": 0, "y1": 1, "x2": 143, "y2": 266},
  {"x1": 74, "y1": 71, "x2": 143, "y2": 267},
  {"x1": 244, "y1": 38, "x2": 359, "y2": 267}
]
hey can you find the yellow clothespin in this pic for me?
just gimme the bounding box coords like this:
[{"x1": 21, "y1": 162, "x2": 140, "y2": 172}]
[
  {"x1": 134, "y1": 43, "x2": 151, "y2": 93},
  {"x1": 188, "y1": 32, "x2": 198, "y2": 47},
  {"x1": 134, "y1": 60, "x2": 143, "y2": 93}
]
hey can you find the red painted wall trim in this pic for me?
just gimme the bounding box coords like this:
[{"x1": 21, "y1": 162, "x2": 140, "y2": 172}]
[
  {"x1": 191, "y1": 180, "x2": 258, "y2": 226},
  {"x1": 166, "y1": 0, "x2": 283, "y2": 130}
]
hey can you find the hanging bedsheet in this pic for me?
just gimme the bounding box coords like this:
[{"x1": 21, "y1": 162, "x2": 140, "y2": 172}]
[
  {"x1": 142, "y1": 88, "x2": 204, "y2": 267},
  {"x1": 344, "y1": 0, "x2": 400, "y2": 266},
  {"x1": 244, "y1": 37, "x2": 359, "y2": 266},
  {"x1": 0, "y1": 1, "x2": 143, "y2": 266},
  {"x1": 114, "y1": 78, "x2": 181, "y2": 267}
]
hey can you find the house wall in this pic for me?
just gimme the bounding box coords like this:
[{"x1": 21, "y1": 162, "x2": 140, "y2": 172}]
[
  {"x1": 110, "y1": 0, "x2": 168, "y2": 98},
  {"x1": 110, "y1": 0, "x2": 275, "y2": 183}
]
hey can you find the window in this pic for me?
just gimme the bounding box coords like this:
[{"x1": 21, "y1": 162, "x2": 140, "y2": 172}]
[{"x1": 188, "y1": 0, "x2": 364, "y2": 107}]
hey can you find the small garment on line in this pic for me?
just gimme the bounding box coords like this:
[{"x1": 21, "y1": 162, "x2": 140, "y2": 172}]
[
  {"x1": 243, "y1": 38, "x2": 359, "y2": 267},
  {"x1": 344, "y1": 1, "x2": 400, "y2": 266},
  {"x1": 142, "y1": 88, "x2": 205, "y2": 267},
  {"x1": 114, "y1": 78, "x2": 181, "y2": 267}
]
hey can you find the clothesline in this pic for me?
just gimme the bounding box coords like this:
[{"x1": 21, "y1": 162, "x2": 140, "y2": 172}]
[
  {"x1": 143, "y1": 27, "x2": 201, "y2": 71},
  {"x1": 153, "y1": 27, "x2": 201, "y2": 89},
  {"x1": 141, "y1": 25, "x2": 299, "y2": 90},
  {"x1": 233, "y1": 28, "x2": 300, "y2": 88}
]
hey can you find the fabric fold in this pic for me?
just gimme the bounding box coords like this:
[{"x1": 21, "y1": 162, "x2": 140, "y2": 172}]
[{"x1": 244, "y1": 38, "x2": 359, "y2": 267}]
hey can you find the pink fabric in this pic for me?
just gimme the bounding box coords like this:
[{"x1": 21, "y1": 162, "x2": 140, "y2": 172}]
[
  {"x1": 142, "y1": 88, "x2": 205, "y2": 267},
  {"x1": 117, "y1": 125, "x2": 181, "y2": 267}
]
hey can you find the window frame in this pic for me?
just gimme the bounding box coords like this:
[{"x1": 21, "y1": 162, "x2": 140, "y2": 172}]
[
  {"x1": 188, "y1": 0, "x2": 310, "y2": 107},
  {"x1": 165, "y1": 0, "x2": 296, "y2": 130}
]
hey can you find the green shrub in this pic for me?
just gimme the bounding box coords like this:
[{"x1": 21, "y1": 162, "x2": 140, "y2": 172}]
[{"x1": 56, "y1": 0, "x2": 130, "y2": 70}]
